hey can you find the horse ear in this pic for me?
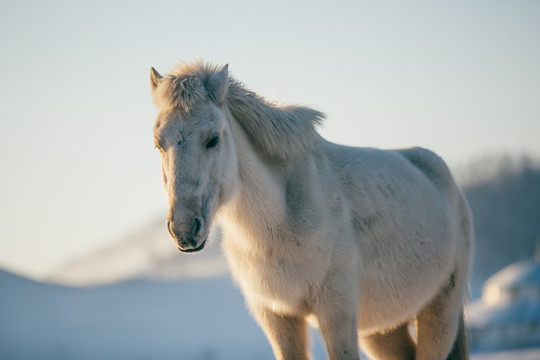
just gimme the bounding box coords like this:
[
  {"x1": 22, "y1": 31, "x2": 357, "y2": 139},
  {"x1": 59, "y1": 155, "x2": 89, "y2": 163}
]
[
  {"x1": 207, "y1": 64, "x2": 229, "y2": 105},
  {"x1": 150, "y1": 67, "x2": 163, "y2": 92}
]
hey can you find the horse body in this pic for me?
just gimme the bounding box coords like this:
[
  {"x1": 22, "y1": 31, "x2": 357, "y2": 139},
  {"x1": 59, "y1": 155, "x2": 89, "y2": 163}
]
[
  {"x1": 221, "y1": 131, "x2": 467, "y2": 329},
  {"x1": 150, "y1": 61, "x2": 473, "y2": 360}
]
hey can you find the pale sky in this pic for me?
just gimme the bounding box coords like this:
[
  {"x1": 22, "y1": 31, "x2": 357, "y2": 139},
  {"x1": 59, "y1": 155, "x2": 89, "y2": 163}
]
[{"x1": 1, "y1": 0, "x2": 539, "y2": 279}]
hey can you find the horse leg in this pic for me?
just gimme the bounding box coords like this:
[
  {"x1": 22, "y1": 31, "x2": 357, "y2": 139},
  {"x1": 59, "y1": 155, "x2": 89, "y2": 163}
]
[
  {"x1": 415, "y1": 270, "x2": 468, "y2": 360},
  {"x1": 359, "y1": 323, "x2": 416, "y2": 360},
  {"x1": 251, "y1": 305, "x2": 311, "y2": 360},
  {"x1": 314, "y1": 289, "x2": 361, "y2": 360},
  {"x1": 317, "y1": 311, "x2": 360, "y2": 360}
]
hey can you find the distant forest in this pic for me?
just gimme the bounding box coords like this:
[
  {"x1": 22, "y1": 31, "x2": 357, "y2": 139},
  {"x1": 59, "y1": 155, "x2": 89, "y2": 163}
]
[{"x1": 457, "y1": 155, "x2": 540, "y2": 299}]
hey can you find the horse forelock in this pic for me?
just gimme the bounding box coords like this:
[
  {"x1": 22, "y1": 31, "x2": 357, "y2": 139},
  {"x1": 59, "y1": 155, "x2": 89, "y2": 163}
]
[
  {"x1": 164, "y1": 74, "x2": 207, "y2": 112},
  {"x1": 155, "y1": 60, "x2": 222, "y2": 112}
]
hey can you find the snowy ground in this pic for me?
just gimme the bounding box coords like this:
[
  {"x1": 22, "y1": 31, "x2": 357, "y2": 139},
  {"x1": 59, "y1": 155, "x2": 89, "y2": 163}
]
[
  {"x1": 472, "y1": 348, "x2": 540, "y2": 360},
  {"x1": 0, "y1": 270, "x2": 272, "y2": 360},
  {"x1": 1, "y1": 269, "x2": 538, "y2": 360}
]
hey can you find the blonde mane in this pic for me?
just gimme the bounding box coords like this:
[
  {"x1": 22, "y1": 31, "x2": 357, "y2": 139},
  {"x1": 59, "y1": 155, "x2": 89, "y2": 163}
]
[{"x1": 155, "y1": 61, "x2": 326, "y2": 161}]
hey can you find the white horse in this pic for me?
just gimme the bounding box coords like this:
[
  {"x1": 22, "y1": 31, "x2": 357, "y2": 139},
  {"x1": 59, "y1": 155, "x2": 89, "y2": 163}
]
[{"x1": 150, "y1": 61, "x2": 473, "y2": 360}]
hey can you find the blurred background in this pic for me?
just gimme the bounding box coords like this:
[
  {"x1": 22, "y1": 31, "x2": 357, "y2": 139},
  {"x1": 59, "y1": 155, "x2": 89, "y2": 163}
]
[{"x1": 1, "y1": 1, "x2": 539, "y2": 359}]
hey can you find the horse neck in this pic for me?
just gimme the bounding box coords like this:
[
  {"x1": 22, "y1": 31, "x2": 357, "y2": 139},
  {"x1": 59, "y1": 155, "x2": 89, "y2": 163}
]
[{"x1": 217, "y1": 113, "x2": 286, "y2": 236}]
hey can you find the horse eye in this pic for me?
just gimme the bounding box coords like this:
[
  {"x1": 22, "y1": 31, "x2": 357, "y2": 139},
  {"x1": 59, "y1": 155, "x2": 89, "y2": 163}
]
[{"x1": 206, "y1": 135, "x2": 219, "y2": 149}]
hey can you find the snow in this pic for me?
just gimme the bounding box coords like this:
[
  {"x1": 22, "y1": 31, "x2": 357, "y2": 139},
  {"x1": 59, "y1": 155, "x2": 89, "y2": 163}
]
[
  {"x1": 469, "y1": 260, "x2": 540, "y2": 351},
  {"x1": 2, "y1": 268, "x2": 539, "y2": 359},
  {"x1": 482, "y1": 260, "x2": 540, "y2": 306},
  {"x1": 3, "y1": 222, "x2": 539, "y2": 359},
  {"x1": 46, "y1": 221, "x2": 228, "y2": 286},
  {"x1": 472, "y1": 348, "x2": 540, "y2": 360},
  {"x1": 0, "y1": 270, "x2": 273, "y2": 360}
]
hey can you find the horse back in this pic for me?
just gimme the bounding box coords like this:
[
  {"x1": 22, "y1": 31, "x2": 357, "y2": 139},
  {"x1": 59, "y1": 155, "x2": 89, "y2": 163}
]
[
  {"x1": 395, "y1": 146, "x2": 457, "y2": 194},
  {"x1": 320, "y1": 142, "x2": 462, "y2": 213}
]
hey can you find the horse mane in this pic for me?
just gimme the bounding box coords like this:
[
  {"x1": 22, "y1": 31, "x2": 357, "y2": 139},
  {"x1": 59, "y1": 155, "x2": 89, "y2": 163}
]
[{"x1": 158, "y1": 60, "x2": 326, "y2": 161}]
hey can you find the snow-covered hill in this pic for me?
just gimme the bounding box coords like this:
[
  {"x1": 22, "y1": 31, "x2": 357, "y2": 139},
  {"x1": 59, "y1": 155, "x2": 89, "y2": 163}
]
[
  {"x1": 0, "y1": 269, "x2": 275, "y2": 360},
  {"x1": 47, "y1": 220, "x2": 228, "y2": 286},
  {"x1": 469, "y1": 259, "x2": 540, "y2": 351},
  {"x1": 3, "y1": 217, "x2": 539, "y2": 359},
  {"x1": 1, "y1": 269, "x2": 539, "y2": 360}
]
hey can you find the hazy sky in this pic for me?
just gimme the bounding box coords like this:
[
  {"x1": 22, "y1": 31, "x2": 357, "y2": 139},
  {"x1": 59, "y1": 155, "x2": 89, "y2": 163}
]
[{"x1": 1, "y1": 0, "x2": 539, "y2": 279}]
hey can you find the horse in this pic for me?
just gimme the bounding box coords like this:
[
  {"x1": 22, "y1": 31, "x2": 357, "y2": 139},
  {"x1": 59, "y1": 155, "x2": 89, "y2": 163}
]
[{"x1": 149, "y1": 60, "x2": 473, "y2": 360}]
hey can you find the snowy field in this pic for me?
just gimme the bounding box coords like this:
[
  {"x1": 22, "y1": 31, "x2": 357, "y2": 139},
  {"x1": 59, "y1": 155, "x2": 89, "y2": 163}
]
[
  {"x1": 0, "y1": 270, "x2": 273, "y2": 360},
  {"x1": 1, "y1": 268, "x2": 538, "y2": 360},
  {"x1": 472, "y1": 348, "x2": 540, "y2": 360}
]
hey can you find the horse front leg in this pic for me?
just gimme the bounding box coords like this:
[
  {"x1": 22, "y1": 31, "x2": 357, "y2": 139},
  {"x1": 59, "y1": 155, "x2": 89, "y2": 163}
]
[
  {"x1": 314, "y1": 287, "x2": 361, "y2": 360},
  {"x1": 251, "y1": 305, "x2": 311, "y2": 360}
]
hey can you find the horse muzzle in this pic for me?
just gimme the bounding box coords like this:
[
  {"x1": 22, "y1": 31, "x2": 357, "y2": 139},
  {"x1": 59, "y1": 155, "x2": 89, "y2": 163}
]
[
  {"x1": 167, "y1": 217, "x2": 208, "y2": 253},
  {"x1": 177, "y1": 237, "x2": 207, "y2": 253}
]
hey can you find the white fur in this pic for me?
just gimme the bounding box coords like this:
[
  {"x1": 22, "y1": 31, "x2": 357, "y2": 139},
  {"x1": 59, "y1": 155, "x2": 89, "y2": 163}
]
[{"x1": 151, "y1": 61, "x2": 474, "y2": 360}]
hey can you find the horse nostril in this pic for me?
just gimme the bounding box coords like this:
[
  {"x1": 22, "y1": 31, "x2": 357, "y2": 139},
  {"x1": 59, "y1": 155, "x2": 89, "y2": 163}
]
[
  {"x1": 167, "y1": 220, "x2": 175, "y2": 237},
  {"x1": 192, "y1": 217, "x2": 202, "y2": 236},
  {"x1": 168, "y1": 217, "x2": 202, "y2": 239}
]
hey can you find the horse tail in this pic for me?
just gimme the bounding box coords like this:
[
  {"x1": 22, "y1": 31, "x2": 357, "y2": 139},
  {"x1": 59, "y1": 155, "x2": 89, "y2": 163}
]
[{"x1": 446, "y1": 311, "x2": 469, "y2": 360}]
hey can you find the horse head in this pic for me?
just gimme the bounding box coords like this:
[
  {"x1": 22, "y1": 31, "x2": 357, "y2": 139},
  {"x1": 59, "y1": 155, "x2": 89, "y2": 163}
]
[{"x1": 150, "y1": 64, "x2": 238, "y2": 252}]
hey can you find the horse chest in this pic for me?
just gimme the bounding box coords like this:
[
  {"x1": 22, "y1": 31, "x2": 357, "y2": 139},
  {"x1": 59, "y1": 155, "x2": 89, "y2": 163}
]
[{"x1": 222, "y1": 233, "x2": 322, "y2": 313}]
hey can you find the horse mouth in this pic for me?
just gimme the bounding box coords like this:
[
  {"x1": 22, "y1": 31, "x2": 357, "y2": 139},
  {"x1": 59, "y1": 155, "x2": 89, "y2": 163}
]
[{"x1": 177, "y1": 239, "x2": 207, "y2": 253}]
